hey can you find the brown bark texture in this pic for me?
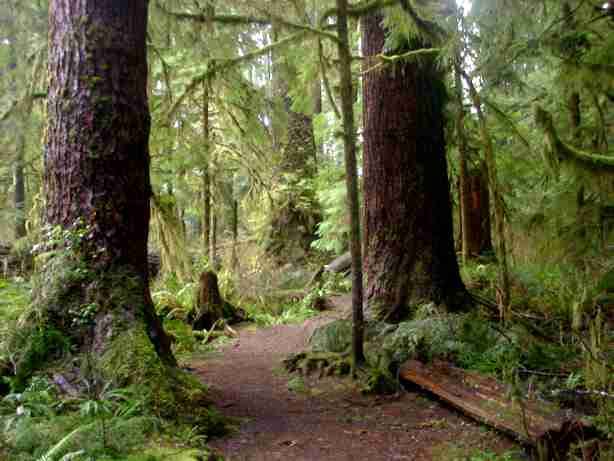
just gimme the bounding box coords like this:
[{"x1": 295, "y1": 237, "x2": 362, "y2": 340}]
[
  {"x1": 465, "y1": 164, "x2": 493, "y2": 256},
  {"x1": 362, "y1": 14, "x2": 467, "y2": 321},
  {"x1": 45, "y1": 0, "x2": 174, "y2": 363},
  {"x1": 191, "y1": 271, "x2": 225, "y2": 331}
]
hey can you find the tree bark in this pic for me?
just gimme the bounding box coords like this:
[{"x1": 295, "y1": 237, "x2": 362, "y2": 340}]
[
  {"x1": 454, "y1": 64, "x2": 471, "y2": 263},
  {"x1": 202, "y1": 78, "x2": 212, "y2": 262},
  {"x1": 467, "y1": 163, "x2": 493, "y2": 255},
  {"x1": 336, "y1": 0, "x2": 365, "y2": 368},
  {"x1": 362, "y1": 13, "x2": 467, "y2": 321},
  {"x1": 45, "y1": 0, "x2": 175, "y2": 364},
  {"x1": 231, "y1": 197, "x2": 239, "y2": 270}
]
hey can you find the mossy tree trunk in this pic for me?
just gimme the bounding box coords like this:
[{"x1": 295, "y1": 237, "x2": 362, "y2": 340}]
[
  {"x1": 201, "y1": 5, "x2": 215, "y2": 263},
  {"x1": 361, "y1": 13, "x2": 468, "y2": 322},
  {"x1": 336, "y1": 0, "x2": 365, "y2": 368},
  {"x1": 453, "y1": 60, "x2": 471, "y2": 263},
  {"x1": 6, "y1": 13, "x2": 27, "y2": 240},
  {"x1": 42, "y1": 0, "x2": 175, "y2": 367},
  {"x1": 267, "y1": 3, "x2": 319, "y2": 261},
  {"x1": 462, "y1": 72, "x2": 511, "y2": 315}
]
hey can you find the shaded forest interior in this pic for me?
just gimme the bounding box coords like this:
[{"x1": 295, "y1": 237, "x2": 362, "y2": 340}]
[{"x1": 0, "y1": 0, "x2": 613, "y2": 460}]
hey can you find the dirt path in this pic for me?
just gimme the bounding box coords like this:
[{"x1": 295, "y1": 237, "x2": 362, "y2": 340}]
[{"x1": 191, "y1": 299, "x2": 518, "y2": 461}]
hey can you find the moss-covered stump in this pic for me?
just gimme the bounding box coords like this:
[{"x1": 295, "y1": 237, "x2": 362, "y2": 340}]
[{"x1": 189, "y1": 271, "x2": 244, "y2": 331}]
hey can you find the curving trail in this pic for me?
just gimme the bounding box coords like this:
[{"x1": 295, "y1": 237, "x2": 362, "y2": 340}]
[{"x1": 191, "y1": 298, "x2": 516, "y2": 461}]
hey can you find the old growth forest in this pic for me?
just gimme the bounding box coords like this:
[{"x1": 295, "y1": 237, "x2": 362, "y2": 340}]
[{"x1": 0, "y1": 0, "x2": 613, "y2": 460}]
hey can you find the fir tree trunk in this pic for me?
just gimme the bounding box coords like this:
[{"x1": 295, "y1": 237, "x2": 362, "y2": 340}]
[
  {"x1": 336, "y1": 0, "x2": 365, "y2": 368},
  {"x1": 267, "y1": 7, "x2": 319, "y2": 261},
  {"x1": 211, "y1": 212, "x2": 219, "y2": 271},
  {"x1": 7, "y1": 18, "x2": 27, "y2": 239},
  {"x1": 362, "y1": 13, "x2": 467, "y2": 321},
  {"x1": 13, "y1": 138, "x2": 26, "y2": 239},
  {"x1": 463, "y1": 73, "x2": 511, "y2": 316},
  {"x1": 202, "y1": 78, "x2": 212, "y2": 262},
  {"x1": 43, "y1": 0, "x2": 175, "y2": 365},
  {"x1": 231, "y1": 198, "x2": 239, "y2": 270},
  {"x1": 454, "y1": 63, "x2": 471, "y2": 263},
  {"x1": 467, "y1": 163, "x2": 493, "y2": 255}
]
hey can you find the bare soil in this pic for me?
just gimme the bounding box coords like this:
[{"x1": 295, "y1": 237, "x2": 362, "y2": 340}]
[{"x1": 191, "y1": 297, "x2": 519, "y2": 461}]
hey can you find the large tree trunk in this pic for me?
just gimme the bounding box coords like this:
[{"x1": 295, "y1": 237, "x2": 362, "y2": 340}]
[
  {"x1": 42, "y1": 0, "x2": 175, "y2": 366},
  {"x1": 361, "y1": 13, "x2": 467, "y2": 322}
]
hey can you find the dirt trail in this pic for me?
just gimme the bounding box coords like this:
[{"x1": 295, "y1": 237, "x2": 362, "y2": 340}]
[{"x1": 191, "y1": 298, "x2": 517, "y2": 461}]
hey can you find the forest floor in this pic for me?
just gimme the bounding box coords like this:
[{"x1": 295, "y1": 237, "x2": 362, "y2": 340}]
[{"x1": 190, "y1": 296, "x2": 520, "y2": 461}]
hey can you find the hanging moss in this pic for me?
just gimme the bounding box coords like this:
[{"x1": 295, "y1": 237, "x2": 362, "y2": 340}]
[{"x1": 534, "y1": 105, "x2": 614, "y2": 174}]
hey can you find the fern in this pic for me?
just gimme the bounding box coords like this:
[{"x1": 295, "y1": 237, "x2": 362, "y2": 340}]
[{"x1": 36, "y1": 422, "x2": 95, "y2": 461}]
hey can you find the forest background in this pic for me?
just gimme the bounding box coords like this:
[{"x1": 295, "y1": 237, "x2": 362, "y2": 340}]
[{"x1": 0, "y1": 0, "x2": 613, "y2": 460}]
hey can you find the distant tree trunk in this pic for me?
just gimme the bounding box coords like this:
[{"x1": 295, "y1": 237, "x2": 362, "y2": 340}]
[
  {"x1": 202, "y1": 78, "x2": 212, "y2": 262},
  {"x1": 462, "y1": 72, "x2": 511, "y2": 316},
  {"x1": 454, "y1": 62, "x2": 471, "y2": 263},
  {"x1": 562, "y1": 2, "x2": 587, "y2": 239},
  {"x1": 13, "y1": 138, "x2": 26, "y2": 239},
  {"x1": 201, "y1": 6, "x2": 215, "y2": 262},
  {"x1": 267, "y1": 7, "x2": 319, "y2": 261},
  {"x1": 231, "y1": 198, "x2": 239, "y2": 270},
  {"x1": 211, "y1": 212, "x2": 219, "y2": 270},
  {"x1": 466, "y1": 163, "x2": 493, "y2": 255},
  {"x1": 7, "y1": 19, "x2": 27, "y2": 239},
  {"x1": 43, "y1": 0, "x2": 175, "y2": 365},
  {"x1": 362, "y1": 13, "x2": 468, "y2": 321},
  {"x1": 336, "y1": 0, "x2": 365, "y2": 368}
]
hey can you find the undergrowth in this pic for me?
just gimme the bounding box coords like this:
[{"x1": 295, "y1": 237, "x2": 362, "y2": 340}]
[{"x1": 0, "y1": 276, "x2": 227, "y2": 460}]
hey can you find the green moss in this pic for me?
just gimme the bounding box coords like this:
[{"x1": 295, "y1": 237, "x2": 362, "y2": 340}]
[{"x1": 99, "y1": 325, "x2": 226, "y2": 435}]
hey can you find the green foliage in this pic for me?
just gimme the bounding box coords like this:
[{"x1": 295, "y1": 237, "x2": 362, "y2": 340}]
[
  {"x1": 9, "y1": 327, "x2": 71, "y2": 392},
  {"x1": 246, "y1": 301, "x2": 317, "y2": 327},
  {"x1": 311, "y1": 167, "x2": 349, "y2": 255}
]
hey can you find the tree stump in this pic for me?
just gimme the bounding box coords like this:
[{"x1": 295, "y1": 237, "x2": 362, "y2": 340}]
[
  {"x1": 189, "y1": 271, "x2": 245, "y2": 331},
  {"x1": 190, "y1": 271, "x2": 226, "y2": 331}
]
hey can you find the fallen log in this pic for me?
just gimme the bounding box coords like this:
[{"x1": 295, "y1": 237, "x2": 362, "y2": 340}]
[
  {"x1": 400, "y1": 360, "x2": 596, "y2": 460},
  {"x1": 309, "y1": 252, "x2": 352, "y2": 286}
]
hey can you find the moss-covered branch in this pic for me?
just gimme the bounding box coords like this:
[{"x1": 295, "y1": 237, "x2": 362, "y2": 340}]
[
  {"x1": 362, "y1": 47, "x2": 441, "y2": 76},
  {"x1": 534, "y1": 105, "x2": 614, "y2": 173},
  {"x1": 320, "y1": 0, "x2": 400, "y2": 25},
  {"x1": 155, "y1": 0, "x2": 338, "y2": 42},
  {"x1": 167, "y1": 31, "x2": 307, "y2": 120}
]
